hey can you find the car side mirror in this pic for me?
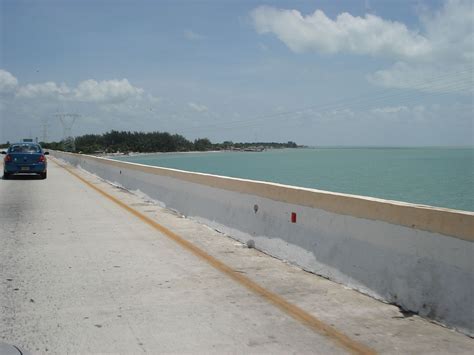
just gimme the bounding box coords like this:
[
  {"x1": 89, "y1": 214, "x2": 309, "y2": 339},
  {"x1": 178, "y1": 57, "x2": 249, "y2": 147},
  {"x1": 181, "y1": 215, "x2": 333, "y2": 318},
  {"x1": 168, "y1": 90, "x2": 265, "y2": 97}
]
[
  {"x1": 1, "y1": 151, "x2": 6, "y2": 154},
  {"x1": 44, "y1": 151, "x2": 50, "y2": 155}
]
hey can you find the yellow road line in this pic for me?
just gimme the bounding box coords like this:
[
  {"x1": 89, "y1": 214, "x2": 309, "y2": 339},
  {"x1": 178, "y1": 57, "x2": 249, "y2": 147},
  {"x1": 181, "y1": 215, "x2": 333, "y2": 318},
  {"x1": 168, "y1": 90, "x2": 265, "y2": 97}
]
[{"x1": 54, "y1": 159, "x2": 376, "y2": 355}]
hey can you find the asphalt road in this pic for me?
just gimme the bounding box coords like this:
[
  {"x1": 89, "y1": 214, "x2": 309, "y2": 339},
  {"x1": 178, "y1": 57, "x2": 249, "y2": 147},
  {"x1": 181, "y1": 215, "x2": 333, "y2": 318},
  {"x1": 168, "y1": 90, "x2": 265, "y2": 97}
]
[{"x1": 0, "y1": 158, "x2": 472, "y2": 354}]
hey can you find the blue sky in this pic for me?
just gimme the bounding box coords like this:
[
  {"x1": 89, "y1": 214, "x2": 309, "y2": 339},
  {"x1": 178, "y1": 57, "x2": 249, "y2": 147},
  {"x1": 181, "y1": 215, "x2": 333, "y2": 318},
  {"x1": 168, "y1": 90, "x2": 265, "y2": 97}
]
[{"x1": 0, "y1": 0, "x2": 472, "y2": 146}]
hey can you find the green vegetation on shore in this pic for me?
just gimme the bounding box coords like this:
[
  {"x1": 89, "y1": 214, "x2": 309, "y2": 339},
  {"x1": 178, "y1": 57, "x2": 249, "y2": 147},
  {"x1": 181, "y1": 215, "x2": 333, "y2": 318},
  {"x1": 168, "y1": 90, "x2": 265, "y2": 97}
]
[{"x1": 33, "y1": 130, "x2": 298, "y2": 154}]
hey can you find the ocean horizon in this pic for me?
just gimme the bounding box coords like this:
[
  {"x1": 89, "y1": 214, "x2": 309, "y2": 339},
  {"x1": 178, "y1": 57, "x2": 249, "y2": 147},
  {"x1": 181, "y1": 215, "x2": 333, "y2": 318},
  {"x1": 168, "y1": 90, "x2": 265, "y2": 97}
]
[{"x1": 115, "y1": 147, "x2": 474, "y2": 212}]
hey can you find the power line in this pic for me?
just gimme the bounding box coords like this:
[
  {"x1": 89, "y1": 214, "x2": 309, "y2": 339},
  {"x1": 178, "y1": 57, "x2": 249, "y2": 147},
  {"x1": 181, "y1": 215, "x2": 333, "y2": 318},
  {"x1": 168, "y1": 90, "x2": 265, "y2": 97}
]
[
  {"x1": 177, "y1": 70, "x2": 473, "y2": 133},
  {"x1": 191, "y1": 87, "x2": 473, "y2": 133}
]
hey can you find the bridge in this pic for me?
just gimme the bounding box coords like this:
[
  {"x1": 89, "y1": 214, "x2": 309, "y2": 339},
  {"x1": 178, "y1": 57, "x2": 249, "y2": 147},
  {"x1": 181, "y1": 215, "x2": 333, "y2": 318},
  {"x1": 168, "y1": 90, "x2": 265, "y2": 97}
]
[{"x1": 1, "y1": 156, "x2": 472, "y2": 354}]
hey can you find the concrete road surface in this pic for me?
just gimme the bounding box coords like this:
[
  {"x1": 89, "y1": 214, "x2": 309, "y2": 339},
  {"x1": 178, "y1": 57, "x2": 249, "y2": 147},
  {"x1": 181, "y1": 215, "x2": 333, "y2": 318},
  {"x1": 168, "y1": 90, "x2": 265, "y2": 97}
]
[{"x1": 1, "y1": 158, "x2": 472, "y2": 354}]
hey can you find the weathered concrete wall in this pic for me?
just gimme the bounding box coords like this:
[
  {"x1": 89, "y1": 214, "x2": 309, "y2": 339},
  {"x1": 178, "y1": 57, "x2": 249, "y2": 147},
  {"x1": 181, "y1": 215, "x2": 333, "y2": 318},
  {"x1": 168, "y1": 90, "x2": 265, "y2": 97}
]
[{"x1": 52, "y1": 151, "x2": 474, "y2": 335}]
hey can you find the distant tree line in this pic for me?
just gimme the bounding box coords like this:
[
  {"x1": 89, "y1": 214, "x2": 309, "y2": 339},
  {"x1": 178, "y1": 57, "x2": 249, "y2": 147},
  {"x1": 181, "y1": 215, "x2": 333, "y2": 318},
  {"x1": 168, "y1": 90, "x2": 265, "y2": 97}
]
[{"x1": 5, "y1": 130, "x2": 299, "y2": 154}]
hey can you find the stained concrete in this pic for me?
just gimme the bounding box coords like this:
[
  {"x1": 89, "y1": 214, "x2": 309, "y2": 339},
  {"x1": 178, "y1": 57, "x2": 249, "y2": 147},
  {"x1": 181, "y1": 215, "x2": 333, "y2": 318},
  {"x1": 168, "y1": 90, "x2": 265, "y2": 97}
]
[
  {"x1": 0, "y1": 159, "x2": 472, "y2": 354},
  {"x1": 50, "y1": 150, "x2": 474, "y2": 335}
]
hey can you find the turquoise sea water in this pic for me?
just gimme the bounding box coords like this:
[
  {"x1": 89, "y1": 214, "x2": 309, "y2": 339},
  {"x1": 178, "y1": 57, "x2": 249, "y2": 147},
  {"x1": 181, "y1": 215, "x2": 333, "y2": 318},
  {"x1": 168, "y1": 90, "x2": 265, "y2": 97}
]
[{"x1": 115, "y1": 148, "x2": 474, "y2": 212}]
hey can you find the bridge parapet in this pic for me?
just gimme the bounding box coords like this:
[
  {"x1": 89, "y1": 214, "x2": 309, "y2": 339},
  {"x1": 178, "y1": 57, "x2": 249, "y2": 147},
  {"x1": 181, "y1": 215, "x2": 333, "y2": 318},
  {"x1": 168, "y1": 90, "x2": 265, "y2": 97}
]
[{"x1": 51, "y1": 150, "x2": 474, "y2": 336}]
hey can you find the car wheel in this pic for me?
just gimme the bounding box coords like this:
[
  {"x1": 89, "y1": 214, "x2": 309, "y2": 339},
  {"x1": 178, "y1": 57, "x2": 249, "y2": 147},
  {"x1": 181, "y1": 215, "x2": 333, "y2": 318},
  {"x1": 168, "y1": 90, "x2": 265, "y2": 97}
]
[
  {"x1": 40, "y1": 172, "x2": 47, "y2": 180},
  {"x1": 3, "y1": 172, "x2": 9, "y2": 179}
]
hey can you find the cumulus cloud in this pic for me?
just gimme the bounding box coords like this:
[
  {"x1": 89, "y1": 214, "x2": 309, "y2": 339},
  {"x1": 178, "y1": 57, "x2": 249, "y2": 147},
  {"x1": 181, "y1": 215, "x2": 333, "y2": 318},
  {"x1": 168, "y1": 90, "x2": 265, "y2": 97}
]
[
  {"x1": 369, "y1": 0, "x2": 473, "y2": 93},
  {"x1": 420, "y1": 0, "x2": 473, "y2": 63},
  {"x1": 188, "y1": 102, "x2": 208, "y2": 112},
  {"x1": 251, "y1": 0, "x2": 473, "y2": 94},
  {"x1": 10, "y1": 74, "x2": 145, "y2": 103},
  {"x1": 251, "y1": 6, "x2": 432, "y2": 59},
  {"x1": 17, "y1": 82, "x2": 71, "y2": 98},
  {"x1": 0, "y1": 69, "x2": 163, "y2": 141},
  {"x1": 73, "y1": 79, "x2": 144, "y2": 103},
  {"x1": 0, "y1": 69, "x2": 18, "y2": 94},
  {"x1": 0, "y1": 69, "x2": 154, "y2": 140}
]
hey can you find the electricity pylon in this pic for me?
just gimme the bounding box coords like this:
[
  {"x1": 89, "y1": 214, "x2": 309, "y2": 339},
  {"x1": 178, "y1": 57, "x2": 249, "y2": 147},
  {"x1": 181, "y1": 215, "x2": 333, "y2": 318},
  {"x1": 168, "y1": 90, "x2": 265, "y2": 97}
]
[{"x1": 56, "y1": 113, "x2": 80, "y2": 151}]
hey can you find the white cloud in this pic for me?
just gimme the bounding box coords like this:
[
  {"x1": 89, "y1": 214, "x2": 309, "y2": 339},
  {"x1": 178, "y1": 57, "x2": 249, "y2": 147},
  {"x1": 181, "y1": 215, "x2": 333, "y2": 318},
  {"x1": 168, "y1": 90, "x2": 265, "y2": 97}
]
[
  {"x1": 13, "y1": 77, "x2": 144, "y2": 103},
  {"x1": 251, "y1": 6, "x2": 431, "y2": 59},
  {"x1": 0, "y1": 70, "x2": 157, "y2": 141},
  {"x1": 73, "y1": 79, "x2": 144, "y2": 103},
  {"x1": 17, "y1": 81, "x2": 71, "y2": 98},
  {"x1": 367, "y1": 104, "x2": 438, "y2": 123},
  {"x1": 251, "y1": 0, "x2": 473, "y2": 94},
  {"x1": 188, "y1": 102, "x2": 208, "y2": 112},
  {"x1": 0, "y1": 69, "x2": 18, "y2": 94},
  {"x1": 368, "y1": 61, "x2": 473, "y2": 94},
  {"x1": 184, "y1": 30, "x2": 206, "y2": 41},
  {"x1": 420, "y1": 0, "x2": 473, "y2": 63},
  {"x1": 369, "y1": 0, "x2": 473, "y2": 93}
]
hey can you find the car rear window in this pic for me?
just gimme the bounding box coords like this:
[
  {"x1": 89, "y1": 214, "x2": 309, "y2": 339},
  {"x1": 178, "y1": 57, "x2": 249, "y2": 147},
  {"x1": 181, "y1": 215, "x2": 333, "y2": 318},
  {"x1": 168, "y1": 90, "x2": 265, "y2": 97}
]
[{"x1": 9, "y1": 144, "x2": 41, "y2": 153}]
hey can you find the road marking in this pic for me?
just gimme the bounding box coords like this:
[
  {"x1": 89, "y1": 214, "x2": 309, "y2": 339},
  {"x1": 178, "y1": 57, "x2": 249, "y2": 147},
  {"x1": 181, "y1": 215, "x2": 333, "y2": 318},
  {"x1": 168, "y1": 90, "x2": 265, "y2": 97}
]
[{"x1": 54, "y1": 159, "x2": 376, "y2": 355}]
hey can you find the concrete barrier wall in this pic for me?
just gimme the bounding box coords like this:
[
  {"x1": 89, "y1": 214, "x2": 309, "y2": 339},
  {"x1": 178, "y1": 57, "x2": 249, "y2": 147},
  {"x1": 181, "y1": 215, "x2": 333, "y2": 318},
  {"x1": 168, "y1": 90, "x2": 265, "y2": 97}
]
[{"x1": 52, "y1": 150, "x2": 474, "y2": 335}]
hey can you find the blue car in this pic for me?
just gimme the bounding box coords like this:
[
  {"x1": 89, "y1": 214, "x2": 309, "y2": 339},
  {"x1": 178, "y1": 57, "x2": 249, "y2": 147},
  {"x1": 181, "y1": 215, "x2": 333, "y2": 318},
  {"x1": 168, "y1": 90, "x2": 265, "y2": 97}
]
[{"x1": 2, "y1": 143, "x2": 49, "y2": 179}]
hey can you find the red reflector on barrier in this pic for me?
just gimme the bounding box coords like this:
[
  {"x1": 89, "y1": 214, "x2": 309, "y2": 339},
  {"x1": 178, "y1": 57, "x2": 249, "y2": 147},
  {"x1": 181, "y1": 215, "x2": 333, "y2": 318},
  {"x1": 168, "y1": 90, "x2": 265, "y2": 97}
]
[{"x1": 291, "y1": 212, "x2": 297, "y2": 223}]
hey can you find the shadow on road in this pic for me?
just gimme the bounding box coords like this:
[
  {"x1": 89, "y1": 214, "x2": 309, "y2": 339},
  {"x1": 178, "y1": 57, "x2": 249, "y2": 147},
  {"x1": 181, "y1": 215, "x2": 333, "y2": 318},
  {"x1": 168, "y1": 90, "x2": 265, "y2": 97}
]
[{"x1": 2, "y1": 174, "x2": 44, "y2": 181}]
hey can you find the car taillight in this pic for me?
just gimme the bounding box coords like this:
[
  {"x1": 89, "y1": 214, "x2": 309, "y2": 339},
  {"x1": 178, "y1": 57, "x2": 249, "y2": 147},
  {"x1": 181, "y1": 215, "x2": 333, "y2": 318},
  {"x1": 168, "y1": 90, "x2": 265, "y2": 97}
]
[
  {"x1": 38, "y1": 155, "x2": 46, "y2": 163},
  {"x1": 4, "y1": 154, "x2": 12, "y2": 162}
]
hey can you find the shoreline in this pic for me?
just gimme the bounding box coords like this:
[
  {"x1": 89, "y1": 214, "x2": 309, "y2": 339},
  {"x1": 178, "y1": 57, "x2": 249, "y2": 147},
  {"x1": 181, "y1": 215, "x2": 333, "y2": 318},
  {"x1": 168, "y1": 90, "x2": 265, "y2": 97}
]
[
  {"x1": 93, "y1": 145, "x2": 474, "y2": 159},
  {"x1": 99, "y1": 147, "x2": 301, "y2": 159},
  {"x1": 101, "y1": 150, "x2": 236, "y2": 159}
]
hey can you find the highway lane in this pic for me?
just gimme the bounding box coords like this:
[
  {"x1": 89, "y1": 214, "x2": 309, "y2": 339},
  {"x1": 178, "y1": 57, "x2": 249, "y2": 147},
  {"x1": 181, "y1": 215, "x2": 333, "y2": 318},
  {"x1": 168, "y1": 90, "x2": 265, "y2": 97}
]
[
  {"x1": 0, "y1": 159, "x2": 353, "y2": 354},
  {"x1": 1, "y1": 158, "x2": 472, "y2": 354}
]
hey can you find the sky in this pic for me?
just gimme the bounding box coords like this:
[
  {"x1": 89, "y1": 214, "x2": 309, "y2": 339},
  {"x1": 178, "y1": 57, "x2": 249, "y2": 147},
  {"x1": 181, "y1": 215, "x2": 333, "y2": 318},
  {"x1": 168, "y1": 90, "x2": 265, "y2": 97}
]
[{"x1": 0, "y1": 0, "x2": 472, "y2": 146}]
